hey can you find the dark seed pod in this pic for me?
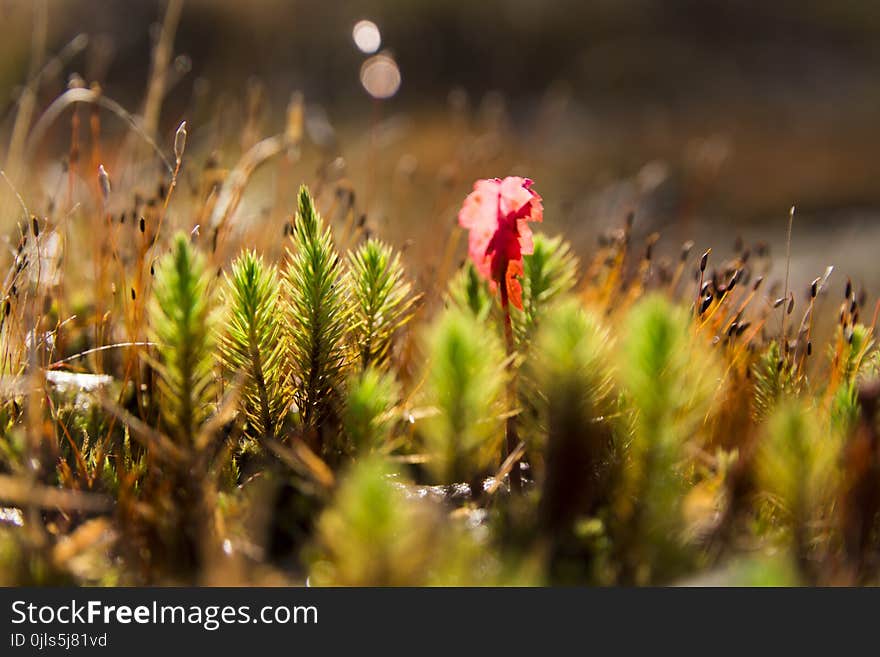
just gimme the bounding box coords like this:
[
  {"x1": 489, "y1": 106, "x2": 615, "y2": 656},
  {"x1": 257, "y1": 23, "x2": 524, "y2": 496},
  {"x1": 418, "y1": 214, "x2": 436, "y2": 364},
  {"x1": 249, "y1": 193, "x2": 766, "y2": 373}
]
[
  {"x1": 727, "y1": 271, "x2": 739, "y2": 292},
  {"x1": 4, "y1": 300, "x2": 10, "y2": 316},
  {"x1": 131, "y1": 288, "x2": 136, "y2": 300},
  {"x1": 139, "y1": 217, "x2": 146, "y2": 233},
  {"x1": 752, "y1": 276, "x2": 764, "y2": 291},
  {"x1": 31, "y1": 216, "x2": 39, "y2": 238},
  {"x1": 787, "y1": 294, "x2": 795, "y2": 315},
  {"x1": 700, "y1": 249, "x2": 711, "y2": 272},
  {"x1": 736, "y1": 321, "x2": 751, "y2": 336},
  {"x1": 700, "y1": 295, "x2": 713, "y2": 315},
  {"x1": 807, "y1": 341, "x2": 812, "y2": 356},
  {"x1": 845, "y1": 278, "x2": 852, "y2": 300},
  {"x1": 810, "y1": 277, "x2": 820, "y2": 298},
  {"x1": 773, "y1": 297, "x2": 785, "y2": 308}
]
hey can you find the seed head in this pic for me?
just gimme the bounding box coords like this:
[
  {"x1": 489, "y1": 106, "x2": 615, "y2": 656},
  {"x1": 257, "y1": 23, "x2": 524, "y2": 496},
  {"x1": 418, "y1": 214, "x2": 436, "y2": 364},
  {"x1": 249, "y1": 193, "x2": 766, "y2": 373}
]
[
  {"x1": 98, "y1": 165, "x2": 111, "y2": 202},
  {"x1": 174, "y1": 120, "x2": 187, "y2": 163},
  {"x1": 699, "y1": 294, "x2": 713, "y2": 315}
]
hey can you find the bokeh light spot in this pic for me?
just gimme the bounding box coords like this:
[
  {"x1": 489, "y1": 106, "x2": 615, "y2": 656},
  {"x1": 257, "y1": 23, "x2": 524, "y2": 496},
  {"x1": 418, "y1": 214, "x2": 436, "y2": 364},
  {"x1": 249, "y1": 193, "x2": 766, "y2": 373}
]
[
  {"x1": 353, "y1": 20, "x2": 381, "y2": 54},
  {"x1": 360, "y1": 54, "x2": 401, "y2": 99}
]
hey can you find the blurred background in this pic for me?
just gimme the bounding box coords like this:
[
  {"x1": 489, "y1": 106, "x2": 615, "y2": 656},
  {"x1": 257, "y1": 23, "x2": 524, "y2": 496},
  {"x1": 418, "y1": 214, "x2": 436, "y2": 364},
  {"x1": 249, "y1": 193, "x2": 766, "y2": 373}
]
[{"x1": 3, "y1": 0, "x2": 880, "y2": 292}]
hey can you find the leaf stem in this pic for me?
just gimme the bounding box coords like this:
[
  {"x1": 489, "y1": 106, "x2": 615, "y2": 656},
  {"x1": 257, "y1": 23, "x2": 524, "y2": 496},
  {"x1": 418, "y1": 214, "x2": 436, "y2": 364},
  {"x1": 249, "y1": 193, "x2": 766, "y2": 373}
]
[{"x1": 499, "y1": 282, "x2": 522, "y2": 493}]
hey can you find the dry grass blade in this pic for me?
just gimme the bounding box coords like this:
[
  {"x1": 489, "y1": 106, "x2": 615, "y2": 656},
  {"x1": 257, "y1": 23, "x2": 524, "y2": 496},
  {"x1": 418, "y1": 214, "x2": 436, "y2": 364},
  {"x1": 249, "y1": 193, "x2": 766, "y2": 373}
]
[
  {"x1": 208, "y1": 134, "x2": 289, "y2": 234},
  {"x1": 23, "y1": 87, "x2": 173, "y2": 173},
  {"x1": 486, "y1": 440, "x2": 527, "y2": 495},
  {"x1": 0, "y1": 475, "x2": 111, "y2": 513},
  {"x1": 96, "y1": 393, "x2": 187, "y2": 464},
  {"x1": 263, "y1": 437, "x2": 335, "y2": 490}
]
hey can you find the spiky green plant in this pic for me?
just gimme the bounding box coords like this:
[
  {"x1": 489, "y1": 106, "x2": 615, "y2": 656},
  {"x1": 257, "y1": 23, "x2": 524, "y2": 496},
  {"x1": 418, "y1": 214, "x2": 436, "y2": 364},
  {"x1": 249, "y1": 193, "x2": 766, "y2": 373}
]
[
  {"x1": 307, "y1": 457, "x2": 439, "y2": 585},
  {"x1": 146, "y1": 232, "x2": 219, "y2": 577},
  {"x1": 752, "y1": 341, "x2": 796, "y2": 422},
  {"x1": 220, "y1": 250, "x2": 288, "y2": 442},
  {"x1": 285, "y1": 186, "x2": 351, "y2": 455},
  {"x1": 830, "y1": 329, "x2": 880, "y2": 438},
  {"x1": 830, "y1": 380, "x2": 859, "y2": 438},
  {"x1": 839, "y1": 323, "x2": 873, "y2": 382},
  {"x1": 859, "y1": 343, "x2": 880, "y2": 381},
  {"x1": 530, "y1": 300, "x2": 617, "y2": 582},
  {"x1": 532, "y1": 301, "x2": 615, "y2": 513},
  {"x1": 515, "y1": 233, "x2": 578, "y2": 341},
  {"x1": 149, "y1": 233, "x2": 217, "y2": 446},
  {"x1": 342, "y1": 366, "x2": 399, "y2": 455},
  {"x1": 420, "y1": 307, "x2": 506, "y2": 486},
  {"x1": 307, "y1": 457, "x2": 517, "y2": 585},
  {"x1": 755, "y1": 401, "x2": 840, "y2": 578},
  {"x1": 613, "y1": 295, "x2": 719, "y2": 583},
  {"x1": 447, "y1": 261, "x2": 493, "y2": 320},
  {"x1": 514, "y1": 234, "x2": 580, "y2": 477},
  {"x1": 347, "y1": 238, "x2": 415, "y2": 370}
]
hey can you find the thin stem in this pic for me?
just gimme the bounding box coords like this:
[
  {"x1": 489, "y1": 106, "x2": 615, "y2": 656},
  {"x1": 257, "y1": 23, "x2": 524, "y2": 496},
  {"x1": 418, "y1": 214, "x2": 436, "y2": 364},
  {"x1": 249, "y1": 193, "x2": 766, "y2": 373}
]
[
  {"x1": 781, "y1": 206, "x2": 795, "y2": 348},
  {"x1": 499, "y1": 282, "x2": 522, "y2": 493}
]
